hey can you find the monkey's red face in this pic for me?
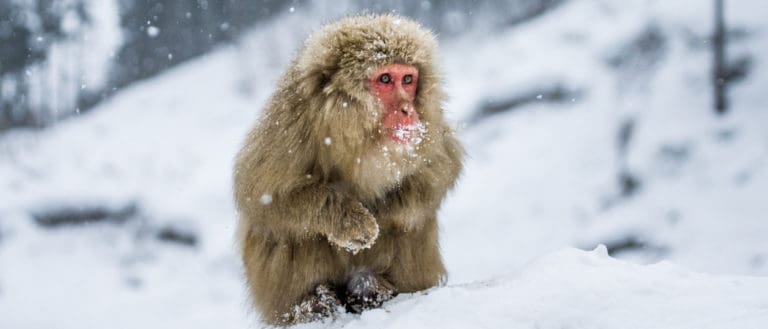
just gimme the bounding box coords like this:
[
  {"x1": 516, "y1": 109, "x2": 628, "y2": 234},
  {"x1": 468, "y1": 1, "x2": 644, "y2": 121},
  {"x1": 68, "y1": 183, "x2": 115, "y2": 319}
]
[{"x1": 370, "y1": 64, "x2": 421, "y2": 145}]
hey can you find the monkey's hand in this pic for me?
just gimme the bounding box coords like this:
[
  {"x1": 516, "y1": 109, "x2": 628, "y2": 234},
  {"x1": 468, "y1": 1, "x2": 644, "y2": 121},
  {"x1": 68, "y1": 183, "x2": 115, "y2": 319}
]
[{"x1": 326, "y1": 201, "x2": 379, "y2": 254}]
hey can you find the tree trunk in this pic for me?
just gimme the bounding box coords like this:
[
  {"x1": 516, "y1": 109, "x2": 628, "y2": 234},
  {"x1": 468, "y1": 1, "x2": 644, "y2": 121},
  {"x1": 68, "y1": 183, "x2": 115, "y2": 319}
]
[{"x1": 713, "y1": 0, "x2": 727, "y2": 114}]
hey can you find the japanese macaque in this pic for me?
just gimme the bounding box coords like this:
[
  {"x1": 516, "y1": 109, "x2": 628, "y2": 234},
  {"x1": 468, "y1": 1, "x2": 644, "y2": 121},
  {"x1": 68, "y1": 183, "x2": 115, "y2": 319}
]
[{"x1": 233, "y1": 14, "x2": 463, "y2": 325}]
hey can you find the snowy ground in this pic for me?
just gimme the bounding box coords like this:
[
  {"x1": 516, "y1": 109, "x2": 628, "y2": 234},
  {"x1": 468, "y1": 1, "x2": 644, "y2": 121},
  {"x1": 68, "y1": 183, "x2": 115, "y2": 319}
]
[
  {"x1": 294, "y1": 247, "x2": 768, "y2": 329},
  {"x1": 1, "y1": 1, "x2": 768, "y2": 328}
]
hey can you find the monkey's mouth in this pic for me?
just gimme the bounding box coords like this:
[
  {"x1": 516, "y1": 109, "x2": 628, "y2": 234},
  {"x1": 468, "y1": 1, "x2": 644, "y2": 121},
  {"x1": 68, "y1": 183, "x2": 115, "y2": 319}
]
[{"x1": 387, "y1": 123, "x2": 424, "y2": 145}]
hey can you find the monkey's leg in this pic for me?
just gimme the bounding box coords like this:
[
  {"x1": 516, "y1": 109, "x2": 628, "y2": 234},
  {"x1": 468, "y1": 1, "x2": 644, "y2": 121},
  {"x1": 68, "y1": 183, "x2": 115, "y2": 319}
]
[
  {"x1": 242, "y1": 235, "x2": 346, "y2": 325},
  {"x1": 345, "y1": 269, "x2": 398, "y2": 313},
  {"x1": 386, "y1": 223, "x2": 447, "y2": 293}
]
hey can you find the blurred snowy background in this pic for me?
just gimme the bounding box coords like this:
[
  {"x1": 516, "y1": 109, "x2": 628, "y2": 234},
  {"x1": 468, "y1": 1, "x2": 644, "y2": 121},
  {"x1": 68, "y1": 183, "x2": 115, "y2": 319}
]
[{"x1": 1, "y1": 0, "x2": 767, "y2": 328}]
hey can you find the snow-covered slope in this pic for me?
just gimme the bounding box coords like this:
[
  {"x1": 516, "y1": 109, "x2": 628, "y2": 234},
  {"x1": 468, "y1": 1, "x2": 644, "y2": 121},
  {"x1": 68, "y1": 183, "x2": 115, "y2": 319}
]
[
  {"x1": 1, "y1": 1, "x2": 767, "y2": 328},
  {"x1": 297, "y1": 247, "x2": 768, "y2": 329},
  {"x1": 440, "y1": 0, "x2": 768, "y2": 282}
]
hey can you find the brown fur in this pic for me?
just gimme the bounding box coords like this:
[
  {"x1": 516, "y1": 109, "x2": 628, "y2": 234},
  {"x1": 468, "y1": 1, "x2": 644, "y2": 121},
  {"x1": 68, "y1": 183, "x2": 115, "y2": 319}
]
[{"x1": 233, "y1": 14, "x2": 463, "y2": 325}]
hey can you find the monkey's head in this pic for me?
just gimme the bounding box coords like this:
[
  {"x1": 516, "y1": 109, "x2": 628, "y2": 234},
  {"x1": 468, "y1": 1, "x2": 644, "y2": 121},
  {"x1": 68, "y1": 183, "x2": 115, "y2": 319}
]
[{"x1": 259, "y1": 15, "x2": 451, "y2": 196}]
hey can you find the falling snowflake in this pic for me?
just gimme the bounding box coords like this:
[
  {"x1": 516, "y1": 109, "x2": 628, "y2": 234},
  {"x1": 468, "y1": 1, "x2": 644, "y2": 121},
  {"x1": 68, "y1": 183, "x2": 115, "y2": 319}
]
[
  {"x1": 260, "y1": 194, "x2": 273, "y2": 205},
  {"x1": 147, "y1": 26, "x2": 160, "y2": 38}
]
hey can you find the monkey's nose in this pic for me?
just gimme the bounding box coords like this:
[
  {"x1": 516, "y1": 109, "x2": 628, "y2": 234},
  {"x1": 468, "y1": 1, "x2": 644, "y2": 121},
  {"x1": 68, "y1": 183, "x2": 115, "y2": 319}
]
[{"x1": 400, "y1": 103, "x2": 414, "y2": 116}]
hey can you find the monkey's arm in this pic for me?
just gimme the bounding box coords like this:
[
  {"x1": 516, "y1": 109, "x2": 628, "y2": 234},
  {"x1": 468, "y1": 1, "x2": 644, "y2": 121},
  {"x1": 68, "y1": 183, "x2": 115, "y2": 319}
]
[{"x1": 239, "y1": 184, "x2": 379, "y2": 253}]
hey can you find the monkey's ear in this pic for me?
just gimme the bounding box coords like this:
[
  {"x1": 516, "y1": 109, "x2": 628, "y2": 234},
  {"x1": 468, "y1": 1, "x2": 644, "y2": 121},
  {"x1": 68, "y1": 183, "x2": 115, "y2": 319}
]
[
  {"x1": 296, "y1": 62, "x2": 337, "y2": 97},
  {"x1": 297, "y1": 72, "x2": 323, "y2": 96}
]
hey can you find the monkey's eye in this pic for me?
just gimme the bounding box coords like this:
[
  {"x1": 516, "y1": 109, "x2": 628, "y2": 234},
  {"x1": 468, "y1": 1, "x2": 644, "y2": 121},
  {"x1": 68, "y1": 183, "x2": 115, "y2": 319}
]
[
  {"x1": 403, "y1": 75, "x2": 413, "y2": 85},
  {"x1": 379, "y1": 73, "x2": 392, "y2": 84}
]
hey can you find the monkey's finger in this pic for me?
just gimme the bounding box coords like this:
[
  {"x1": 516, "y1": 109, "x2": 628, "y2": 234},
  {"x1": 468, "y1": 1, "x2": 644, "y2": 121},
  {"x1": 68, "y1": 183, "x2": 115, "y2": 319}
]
[{"x1": 327, "y1": 236, "x2": 374, "y2": 254}]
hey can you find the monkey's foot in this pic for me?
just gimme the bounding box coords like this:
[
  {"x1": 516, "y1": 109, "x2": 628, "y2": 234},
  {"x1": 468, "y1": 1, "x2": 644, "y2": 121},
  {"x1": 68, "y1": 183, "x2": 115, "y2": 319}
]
[
  {"x1": 345, "y1": 271, "x2": 398, "y2": 313},
  {"x1": 290, "y1": 284, "x2": 343, "y2": 323}
]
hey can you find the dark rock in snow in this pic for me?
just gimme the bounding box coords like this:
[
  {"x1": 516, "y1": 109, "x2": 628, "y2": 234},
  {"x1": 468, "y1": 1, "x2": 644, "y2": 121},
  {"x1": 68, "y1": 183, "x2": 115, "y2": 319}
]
[
  {"x1": 599, "y1": 235, "x2": 668, "y2": 259},
  {"x1": 471, "y1": 84, "x2": 581, "y2": 124},
  {"x1": 32, "y1": 203, "x2": 139, "y2": 228},
  {"x1": 155, "y1": 224, "x2": 198, "y2": 247}
]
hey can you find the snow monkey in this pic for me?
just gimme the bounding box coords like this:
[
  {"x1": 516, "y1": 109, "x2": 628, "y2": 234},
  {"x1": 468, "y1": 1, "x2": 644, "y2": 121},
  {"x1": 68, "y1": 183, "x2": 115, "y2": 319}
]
[{"x1": 233, "y1": 14, "x2": 463, "y2": 325}]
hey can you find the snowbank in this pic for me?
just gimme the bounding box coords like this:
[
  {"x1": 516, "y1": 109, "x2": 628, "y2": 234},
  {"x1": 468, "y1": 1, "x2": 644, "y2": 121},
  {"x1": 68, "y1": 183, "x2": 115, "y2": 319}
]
[{"x1": 299, "y1": 247, "x2": 768, "y2": 329}]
